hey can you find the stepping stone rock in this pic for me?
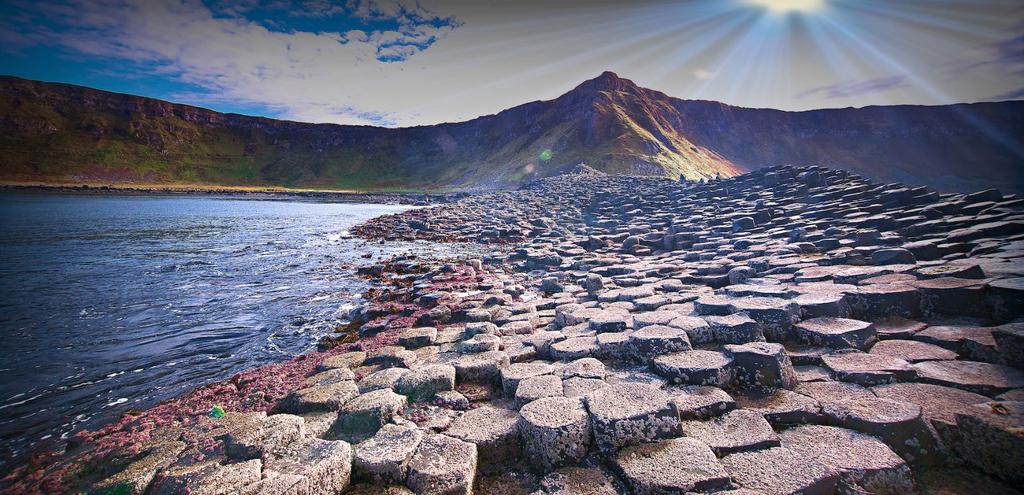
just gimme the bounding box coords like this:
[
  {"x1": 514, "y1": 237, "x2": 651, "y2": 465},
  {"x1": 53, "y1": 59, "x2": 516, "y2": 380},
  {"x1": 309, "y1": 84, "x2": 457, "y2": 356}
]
[
  {"x1": 632, "y1": 311, "x2": 679, "y2": 330},
  {"x1": 454, "y1": 350, "x2": 509, "y2": 384},
  {"x1": 850, "y1": 284, "x2": 920, "y2": 319},
  {"x1": 535, "y1": 467, "x2": 618, "y2": 495},
  {"x1": 668, "y1": 316, "x2": 715, "y2": 345},
  {"x1": 913, "y1": 360, "x2": 1024, "y2": 396},
  {"x1": 993, "y1": 323, "x2": 1024, "y2": 368},
  {"x1": 93, "y1": 441, "x2": 186, "y2": 495},
  {"x1": 459, "y1": 334, "x2": 500, "y2": 353},
  {"x1": 722, "y1": 447, "x2": 839, "y2": 495},
  {"x1": 406, "y1": 434, "x2": 478, "y2": 495},
  {"x1": 563, "y1": 377, "x2": 608, "y2": 397},
  {"x1": 627, "y1": 326, "x2": 692, "y2": 361},
  {"x1": 725, "y1": 342, "x2": 797, "y2": 390},
  {"x1": 652, "y1": 350, "x2": 734, "y2": 387},
  {"x1": 915, "y1": 277, "x2": 988, "y2": 317},
  {"x1": 612, "y1": 438, "x2": 730, "y2": 493},
  {"x1": 794, "y1": 317, "x2": 877, "y2": 350},
  {"x1": 872, "y1": 248, "x2": 916, "y2": 265},
  {"x1": 819, "y1": 396, "x2": 937, "y2": 464},
  {"x1": 550, "y1": 336, "x2": 600, "y2": 361},
  {"x1": 399, "y1": 327, "x2": 437, "y2": 349},
  {"x1": 501, "y1": 361, "x2": 555, "y2": 397},
  {"x1": 319, "y1": 351, "x2": 367, "y2": 371},
  {"x1": 263, "y1": 438, "x2": 354, "y2": 495},
  {"x1": 913, "y1": 325, "x2": 998, "y2": 362},
  {"x1": 680, "y1": 410, "x2": 780, "y2": 456},
  {"x1": 585, "y1": 382, "x2": 680, "y2": 453},
  {"x1": 869, "y1": 339, "x2": 957, "y2": 362},
  {"x1": 821, "y1": 351, "x2": 915, "y2": 386},
  {"x1": 444, "y1": 406, "x2": 520, "y2": 472},
  {"x1": 666, "y1": 385, "x2": 736, "y2": 420},
  {"x1": 151, "y1": 459, "x2": 263, "y2": 495},
  {"x1": 280, "y1": 381, "x2": 359, "y2": 413},
  {"x1": 394, "y1": 364, "x2": 456, "y2": 402},
  {"x1": 358, "y1": 367, "x2": 409, "y2": 393},
  {"x1": 515, "y1": 374, "x2": 564, "y2": 408},
  {"x1": 354, "y1": 424, "x2": 423, "y2": 484},
  {"x1": 794, "y1": 293, "x2": 851, "y2": 319},
  {"x1": 951, "y1": 401, "x2": 1024, "y2": 484},
  {"x1": 562, "y1": 357, "x2": 607, "y2": 379},
  {"x1": 733, "y1": 389, "x2": 822, "y2": 426},
  {"x1": 518, "y1": 396, "x2": 592, "y2": 471},
  {"x1": 335, "y1": 389, "x2": 406, "y2": 439},
  {"x1": 705, "y1": 314, "x2": 764, "y2": 344},
  {"x1": 872, "y1": 316, "x2": 927, "y2": 339},
  {"x1": 225, "y1": 414, "x2": 305, "y2": 460},
  {"x1": 871, "y1": 382, "x2": 989, "y2": 433},
  {"x1": 731, "y1": 297, "x2": 800, "y2": 342},
  {"x1": 989, "y1": 278, "x2": 1024, "y2": 322},
  {"x1": 587, "y1": 310, "x2": 629, "y2": 333},
  {"x1": 780, "y1": 425, "x2": 915, "y2": 495}
]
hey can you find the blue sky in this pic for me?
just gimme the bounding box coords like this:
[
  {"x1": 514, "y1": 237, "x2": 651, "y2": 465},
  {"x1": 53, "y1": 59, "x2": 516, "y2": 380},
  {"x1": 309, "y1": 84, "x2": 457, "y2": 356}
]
[{"x1": 1, "y1": 0, "x2": 1022, "y2": 126}]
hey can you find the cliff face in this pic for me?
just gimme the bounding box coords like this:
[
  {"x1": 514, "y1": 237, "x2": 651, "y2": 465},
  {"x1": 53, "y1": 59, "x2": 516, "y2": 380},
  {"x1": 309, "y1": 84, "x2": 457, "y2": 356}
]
[{"x1": 1, "y1": 72, "x2": 1021, "y2": 192}]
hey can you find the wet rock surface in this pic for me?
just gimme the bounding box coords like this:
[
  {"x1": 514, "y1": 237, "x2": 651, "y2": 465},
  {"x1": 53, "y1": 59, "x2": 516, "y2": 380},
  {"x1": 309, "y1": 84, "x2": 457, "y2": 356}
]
[{"x1": 15, "y1": 166, "x2": 1024, "y2": 494}]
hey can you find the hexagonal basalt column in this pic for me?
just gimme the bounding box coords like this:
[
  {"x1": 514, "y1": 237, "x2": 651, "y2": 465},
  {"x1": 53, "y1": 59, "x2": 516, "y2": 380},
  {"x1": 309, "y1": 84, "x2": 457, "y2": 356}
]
[{"x1": 584, "y1": 382, "x2": 680, "y2": 453}]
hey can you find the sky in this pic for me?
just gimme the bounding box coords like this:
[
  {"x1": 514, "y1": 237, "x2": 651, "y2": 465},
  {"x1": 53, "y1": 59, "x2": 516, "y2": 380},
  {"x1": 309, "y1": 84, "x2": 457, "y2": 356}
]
[{"x1": 1, "y1": 0, "x2": 1022, "y2": 127}]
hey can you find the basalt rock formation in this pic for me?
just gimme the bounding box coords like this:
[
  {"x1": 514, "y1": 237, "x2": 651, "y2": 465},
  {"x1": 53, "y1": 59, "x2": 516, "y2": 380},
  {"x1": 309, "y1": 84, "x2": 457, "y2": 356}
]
[
  {"x1": 2, "y1": 73, "x2": 1022, "y2": 192},
  {"x1": 8, "y1": 165, "x2": 1024, "y2": 494}
]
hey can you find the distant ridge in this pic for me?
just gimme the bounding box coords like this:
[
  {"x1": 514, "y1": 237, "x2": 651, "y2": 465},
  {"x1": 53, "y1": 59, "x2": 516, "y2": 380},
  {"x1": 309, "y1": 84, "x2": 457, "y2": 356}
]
[{"x1": 1, "y1": 72, "x2": 1022, "y2": 192}]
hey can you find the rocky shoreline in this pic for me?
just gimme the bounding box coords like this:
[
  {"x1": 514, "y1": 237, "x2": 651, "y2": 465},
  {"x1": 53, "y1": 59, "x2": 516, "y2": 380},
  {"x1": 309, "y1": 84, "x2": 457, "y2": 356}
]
[
  {"x1": 0, "y1": 183, "x2": 468, "y2": 206},
  {"x1": 4, "y1": 165, "x2": 1024, "y2": 494}
]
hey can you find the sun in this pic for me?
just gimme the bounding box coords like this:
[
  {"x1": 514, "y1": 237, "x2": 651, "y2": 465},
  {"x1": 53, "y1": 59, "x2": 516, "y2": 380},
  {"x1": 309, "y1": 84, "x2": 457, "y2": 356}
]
[{"x1": 747, "y1": 0, "x2": 825, "y2": 13}]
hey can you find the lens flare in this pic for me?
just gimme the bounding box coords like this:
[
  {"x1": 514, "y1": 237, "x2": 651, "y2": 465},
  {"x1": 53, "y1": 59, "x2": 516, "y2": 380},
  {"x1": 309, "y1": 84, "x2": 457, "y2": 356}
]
[
  {"x1": 539, "y1": 149, "x2": 552, "y2": 161},
  {"x1": 747, "y1": 0, "x2": 824, "y2": 13}
]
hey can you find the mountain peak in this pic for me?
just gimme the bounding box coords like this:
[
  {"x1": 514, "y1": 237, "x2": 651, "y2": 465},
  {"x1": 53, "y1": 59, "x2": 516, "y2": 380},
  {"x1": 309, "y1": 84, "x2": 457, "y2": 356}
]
[{"x1": 569, "y1": 70, "x2": 640, "y2": 96}]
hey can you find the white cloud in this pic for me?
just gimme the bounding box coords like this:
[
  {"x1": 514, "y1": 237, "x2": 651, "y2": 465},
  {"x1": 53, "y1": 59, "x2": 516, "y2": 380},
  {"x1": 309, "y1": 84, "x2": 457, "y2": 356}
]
[{"x1": 693, "y1": 68, "x2": 714, "y2": 80}]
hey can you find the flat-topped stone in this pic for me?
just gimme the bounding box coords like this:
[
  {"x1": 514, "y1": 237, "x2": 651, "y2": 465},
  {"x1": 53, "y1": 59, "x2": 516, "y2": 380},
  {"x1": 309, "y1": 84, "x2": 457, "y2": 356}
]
[
  {"x1": 872, "y1": 316, "x2": 927, "y2": 339},
  {"x1": 627, "y1": 325, "x2": 692, "y2": 361},
  {"x1": 733, "y1": 389, "x2": 822, "y2": 426},
  {"x1": 549, "y1": 336, "x2": 600, "y2": 361},
  {"x1": 725, "y1": 342, "x2": 797, "y2": 390},
  {"x1": 535, "y1": 467, "x2": 618, "y2": 495},
  {"x1": 666, "y1": 385, "x2": 735, "y2": 420},
  {"x1": 872, "y1": 382, "x2": 990, "y2": 428},
  {"x1": 612, "y1": 438, "x2": 730, "y2": 493},
  {"x1": 680, "y1": 409, "x2": 780, "y2": 456},
  {"x1": 722, "y1": 447, "x2": 839, "y2": 495},
  {"x1": 280, "y1": 381, "x2": 360, "y2": 414},
  {"x1": 821, "y1": 350, "x2": 916, "y2": 386},
  {"x1": 869, "y1": 339, "x2": 957, "y2": 362},
  {"x1": 354, "y1": 424, "x2": 423, "y2": 484},
  {"x1": 794, "y1": 317, "x2": 877, "y2": 350},
  {"x1": 399, "y1": 327, "x2": 438, "y2": 349},
  {"x1": 394, "y1": 364, "x2": 455, "y2": 402},
  {"x1": 652, "y1": 350, "x2": 734, "y2": 387},
  {"x1": 913, "y1": 360, "x2": 1024, "y2": 396},
  {"x1": 443, "y1": 406, "x2": 520, "y2": 472},
  {"x1": 780, "y1": 425, "x2": 915, "y2": 494},
  {"x1": 818, "y1": 396, "x2": 936, "y2": 464},
  {"x1": 585, "y1": 382, "x2": 680, "y2": 453},
  {"x1": 518, "y1": 396, "x2": 592, "y2": 471},
  {"x1": 705, "y1": 314, "x2": 764, "y2": 344},
  {"x1": 454, "y1": 350, "x2": 509, "y2": 383},
  {"x1": 406, "y1": 434, "x2": 477, "y2": 495},
  {"x1": 500, "y1": 361, "x2": 555, "y2": 397},
  {"x1": 334, "y1": 389, "x2": 406, "y2": 439},
  {"x1": 951, "y1": 401, "x2": 1024, "y2": 484}
]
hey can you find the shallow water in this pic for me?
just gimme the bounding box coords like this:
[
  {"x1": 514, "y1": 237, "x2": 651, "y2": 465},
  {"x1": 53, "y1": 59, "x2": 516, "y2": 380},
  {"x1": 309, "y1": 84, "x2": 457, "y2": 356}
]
[{"x1": 0, "y1": 193, "x2": 467, "y2": 468}]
